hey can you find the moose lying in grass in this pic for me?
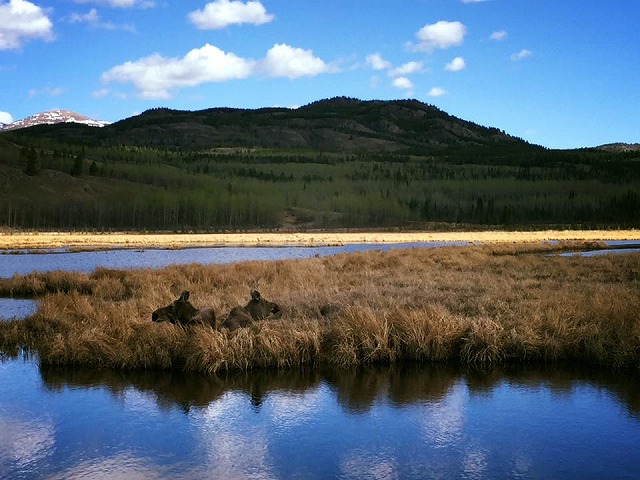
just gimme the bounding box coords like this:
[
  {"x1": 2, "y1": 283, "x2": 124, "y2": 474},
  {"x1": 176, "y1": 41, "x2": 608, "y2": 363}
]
[
  {"x1": 221, "y1": 289, "x2": 282, "y2": 330},
  {"x1": 151, "y1": 290, "x2": 281, "y2": 331},
  {"x1": 151, "y1": 290, "x2": 217, "y2": 328}
]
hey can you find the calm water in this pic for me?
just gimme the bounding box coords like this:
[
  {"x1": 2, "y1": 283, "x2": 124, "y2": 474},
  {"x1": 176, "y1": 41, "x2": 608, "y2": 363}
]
[
  {"x1": 2, "y1": 240, "x2": 637, "y2": 279},
  {"x1": 2, "y1": 242, "x2": 640, "y2": 478},
  {"x1": 0, "y1": 243, "x2": 464, "y2": 320},
  {"x1": 1, "y1": 358, "x2": 638, "y2": 479},
  {"x1": 0, "y1": 242, "x2": 467, "y2": 278},
  {"x1": 0, "y1": 299, "x2": 38, "y2": 321}
]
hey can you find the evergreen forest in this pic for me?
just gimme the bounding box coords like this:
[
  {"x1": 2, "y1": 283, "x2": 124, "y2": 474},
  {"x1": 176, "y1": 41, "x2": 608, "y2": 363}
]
[{"x1": 1, "y1": 98, "x2": 638, "y2": 231}]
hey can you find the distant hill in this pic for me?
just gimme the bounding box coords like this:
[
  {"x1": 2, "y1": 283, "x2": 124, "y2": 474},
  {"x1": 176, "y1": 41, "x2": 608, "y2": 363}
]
[
  {"x1": 0, "y1": 110, "x2": 110, "y2": 132},
  {"x1": 2, "y1": 97, "x2": 638, "y2": 232},
  {"x1": 596, "y1": 143, "x2": 640, "y2": 152},
  {"x1": 3, "y1": 98, "x2": 531, "y2": 153}
]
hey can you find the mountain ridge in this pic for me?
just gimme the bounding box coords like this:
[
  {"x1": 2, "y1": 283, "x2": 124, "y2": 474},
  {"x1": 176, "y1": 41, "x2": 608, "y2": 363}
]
[
  {"x1": 3, "y1": 98, "x2": 534, "y2": 153},
  {"x1": 0, "y1": 110, "x2": 110, "y2": 132},
  {"x1": 3, "y1": 99, "x2": 635, "y2": 151},
  {"x1": 1, "y1": 97, "x2": 638, "y2": 232}
]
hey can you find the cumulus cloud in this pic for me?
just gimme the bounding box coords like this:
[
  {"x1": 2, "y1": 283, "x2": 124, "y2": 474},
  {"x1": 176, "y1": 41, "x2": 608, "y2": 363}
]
[
  {"x1": 428, "y1": 87, "x2": 447, "y2": 97},
  {"x1": 392, "y1": 76, "x2": 413, "y2": 90},
  {"x1": 365, "y1": 55, "x2": 423, "y2": 92},
  {"x1": 445, "y1": 56, "x2": 466, "y2": 72},
  {"x1": 0, "y1": 0, "x2": 54, "y2": 50},
  {"x1": 189, "y1": 0, "x2": 274, "y2": 29},
  {"x1": 101, "y1": 44, "x2": 255, "y2": 99},
  {"x1": 388, "y1": 61, "x2": 422, "y2": 77},
  {"x1": 366, "y1": 52, "x2": 391, "y2": 71},
  {"x1": 260, "y1": 43, "x2": 333, "y2": 79},
  {"x1": 511, "y1": 49, "x2": 533, "y2": 61},
  {"x1": 102, "y1": 42, "x2": 334, "y2": 98},
  {"x1": 0, "y1": 111, "x2": 13, "y2": 124},
  {"x1": 412, "y1": 20, "x2": 466, "y2": 52},
  {"x1": 490, "y1": 30, "x2": 507, "y2": 41}
]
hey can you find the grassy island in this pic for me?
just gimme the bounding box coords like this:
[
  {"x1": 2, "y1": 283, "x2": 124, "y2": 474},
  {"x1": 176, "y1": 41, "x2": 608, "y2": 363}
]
[{"x1": 1, "y1": 242, "x2": 638, "y2": 374}]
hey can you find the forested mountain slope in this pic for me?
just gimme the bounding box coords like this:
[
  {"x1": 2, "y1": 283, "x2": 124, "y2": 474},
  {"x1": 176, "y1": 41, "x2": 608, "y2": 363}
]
[{"x1": 1, "y1": 98, "x2": 638, "y2": 231}]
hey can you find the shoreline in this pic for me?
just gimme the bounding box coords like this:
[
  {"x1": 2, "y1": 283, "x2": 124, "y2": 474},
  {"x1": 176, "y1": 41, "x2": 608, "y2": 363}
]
[
  {"x1": 2, "y1": 229, "x2": 640, "y2": 250},
  {"x1": 2, "y1": 242, "x2": 638, "y2": 373}
]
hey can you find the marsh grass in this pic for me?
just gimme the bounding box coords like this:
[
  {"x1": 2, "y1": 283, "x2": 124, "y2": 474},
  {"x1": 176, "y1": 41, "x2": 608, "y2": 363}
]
[{"x1": 1, "y1": 242, "x2": 638, "y2": 373}]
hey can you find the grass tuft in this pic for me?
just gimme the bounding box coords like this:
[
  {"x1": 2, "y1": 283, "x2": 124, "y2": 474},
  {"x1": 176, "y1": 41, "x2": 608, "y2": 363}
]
[{"x1": 1, "y1": 242, "x2": 639, "y2": 374}]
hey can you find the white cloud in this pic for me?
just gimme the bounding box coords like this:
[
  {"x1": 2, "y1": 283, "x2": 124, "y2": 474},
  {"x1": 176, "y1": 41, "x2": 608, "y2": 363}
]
[
  {"x1": 388, "y1": 61, "x2": 422, "y2": 77},
  {"x1": 428, "y1": 87, "x2": 447, "y2": 97},
  {"x1": 189, "y1": 0, "x2": 274, "y2": 29},
  {"x1": 413, "y1": 20, "x2": 466, "y2": 52},
  {"x1": 0, "y1": 111, "x2": 13, "y2": 124},
  {"x1": 490, "y1": 30, "x2": 507, "y2": 41},
  {"x1": 102, "y1": 42, "x2": 334, "y2": 98},
  {"x1": 101, "y1": 44, "x2": 255, "y2": 99},
  {"x1": 67, "y1": 8, "x2": 135, "y2": 31},
  {"x1": 92, "y1": 88, "x2": 111, "y2": 98},
  {"x1": 366, "y1": 52, "x2": 391, "y2": 71},
  {"x1": 461, "y1": 0, "x2": 489, "y2": 3},
  {"x1": 511, "y1": 49, "x2": 533, "y2": 61},
  {"x1": 445, "y1": 56, "x2": 466, "y2": 72},
  {"x1": 28, "y1": 86, "x2": 64, "y2": 97},
  {"x1": 68, "y1": 8, "x2": 100, "y2": 24},
  {"x1": 72, "y1": 0, "x2": 155, "y2": 8},
  {"x1": 261, "y1": 43, "x2": 334, "y2": 79},
  {"x1": 392, "y1": 76, "x2": 413, "y2": 90},
  {"x1": 0, "y1": 0, "x2": 54, "y2": 50}
]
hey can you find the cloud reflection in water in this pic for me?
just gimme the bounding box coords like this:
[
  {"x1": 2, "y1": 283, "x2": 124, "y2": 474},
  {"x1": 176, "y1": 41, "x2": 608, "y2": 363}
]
[{"x1": 0, "y1": 417, "x2": 55, "y2": 472}]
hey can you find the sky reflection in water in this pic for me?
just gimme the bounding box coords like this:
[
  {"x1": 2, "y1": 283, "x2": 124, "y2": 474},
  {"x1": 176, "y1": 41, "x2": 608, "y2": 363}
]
[
  {"x1": 2, "y1": 242, "x2": 640, "y2": 477},
  {"x1": 0, "y1": 242, "x2": 466, "y2": 278},
  {"x1": 1, "y1": 359, "x2": 639, "y2": 479}
]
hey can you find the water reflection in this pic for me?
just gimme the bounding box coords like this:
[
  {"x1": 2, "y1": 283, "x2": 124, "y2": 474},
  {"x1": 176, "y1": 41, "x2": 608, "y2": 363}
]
[
  {"x1": 38, "y1": 363, "x2": 640, "y2": 420},
  {"x1": 1, "y1": 359, "x2": 639, "y2": 479},
  {"x1": 0, "y1": 298, "x2": 38, "y2": 321},
  {"x1": 40, "y1": 366, "x2": 322, "y2": 414},
  {"x1": 0, "y1": 416, "x2": 55, "y2": 473},
  {"x1": 2, "y1": 240, "x2": 638, "y2": 279}
]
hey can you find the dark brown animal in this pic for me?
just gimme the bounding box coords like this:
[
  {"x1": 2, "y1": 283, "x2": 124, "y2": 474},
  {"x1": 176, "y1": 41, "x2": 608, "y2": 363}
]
[
  {"x1": 151, "y1": 291, "x2": 216, "y2": 328},
  {"x1": 220, "y1": 290, "x2": 282, "y2": 331}
]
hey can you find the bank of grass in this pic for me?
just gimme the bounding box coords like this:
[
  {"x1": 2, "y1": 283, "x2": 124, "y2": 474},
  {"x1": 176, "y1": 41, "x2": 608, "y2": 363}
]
[
  {"x1": 1, "y1": 229, "x2": 640, "y2": 250},
  {"x1": 1, "y1": 242, "x2": 638, "y2": 374}
]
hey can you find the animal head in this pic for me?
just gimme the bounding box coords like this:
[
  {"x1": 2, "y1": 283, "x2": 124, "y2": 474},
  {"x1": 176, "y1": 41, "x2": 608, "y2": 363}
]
[
  {"x1": 246, "y1": 290, "x2": 282, "y2": 321},
  {"x1": 151, "y1": 291, "x2": 198, "y2": 324}
]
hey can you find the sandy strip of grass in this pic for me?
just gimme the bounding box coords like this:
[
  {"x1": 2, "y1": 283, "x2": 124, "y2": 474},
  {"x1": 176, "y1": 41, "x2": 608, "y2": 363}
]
[{"x1": 1, "y1": 229, "x2": 639, "y2": 250}]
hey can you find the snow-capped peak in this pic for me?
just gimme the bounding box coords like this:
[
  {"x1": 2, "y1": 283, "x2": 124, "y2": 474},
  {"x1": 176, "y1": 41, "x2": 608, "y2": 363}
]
[{"x1": 1, "y1": 110, "x2": 110, "y2": 131}]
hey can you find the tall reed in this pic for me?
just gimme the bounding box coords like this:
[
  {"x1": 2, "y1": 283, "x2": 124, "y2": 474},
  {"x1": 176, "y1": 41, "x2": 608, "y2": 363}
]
[{"x1": 1, "y1": 243, "x2": 638, "y2": 374}]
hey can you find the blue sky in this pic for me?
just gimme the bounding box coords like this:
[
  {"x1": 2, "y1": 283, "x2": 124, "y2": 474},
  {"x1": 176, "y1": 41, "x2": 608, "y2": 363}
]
[{"x1": 1, "y1": 0, "x2": 638, "y2": 149}]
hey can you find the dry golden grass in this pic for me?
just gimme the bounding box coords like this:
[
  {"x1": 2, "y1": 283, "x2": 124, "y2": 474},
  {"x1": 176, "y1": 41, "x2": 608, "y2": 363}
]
[
  {"x1": 1, "y1": 242, "x2": 639, "y2": 374},
  {"x1": 1, "y1": 229, "x2": 639, "y2": 250}
]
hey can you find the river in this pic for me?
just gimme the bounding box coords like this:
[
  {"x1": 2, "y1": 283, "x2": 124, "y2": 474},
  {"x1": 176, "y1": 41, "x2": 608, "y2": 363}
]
[
  {"x1": 1, "y1": 242, "x2": 639, "y2": 478},
  {"x1": 1, "y1": 358, "x2": 639, "y2": 479}
]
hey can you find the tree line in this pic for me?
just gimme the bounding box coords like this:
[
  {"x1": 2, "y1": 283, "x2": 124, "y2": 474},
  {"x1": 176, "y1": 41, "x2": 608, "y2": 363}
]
[{"x1": 1, "y1": 139, "x2": 639, "y2": 231}]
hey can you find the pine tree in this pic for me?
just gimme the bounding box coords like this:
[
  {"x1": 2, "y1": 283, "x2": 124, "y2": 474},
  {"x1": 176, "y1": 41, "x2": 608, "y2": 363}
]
[
  {"x1": 71, "y1": 154, "x2": 84, "y2": 176},
  {"x1": 23, "y1": 146, "x2": 39, "y2": 176}
]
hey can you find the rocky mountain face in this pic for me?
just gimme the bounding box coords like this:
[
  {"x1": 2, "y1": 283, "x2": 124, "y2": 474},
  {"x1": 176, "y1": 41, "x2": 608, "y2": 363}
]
[{"x1": 0, "y1": 110, "x2": 110, "y2": 131}]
